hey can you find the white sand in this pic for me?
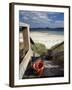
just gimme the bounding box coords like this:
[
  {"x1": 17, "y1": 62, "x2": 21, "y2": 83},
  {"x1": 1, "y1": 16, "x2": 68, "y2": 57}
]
[
  {"x1": 19, "y1": 31, "x2": 64, "y2": 49},
  {"x1": 30, "y1": 32, "x2": 64, "y2": 49}
]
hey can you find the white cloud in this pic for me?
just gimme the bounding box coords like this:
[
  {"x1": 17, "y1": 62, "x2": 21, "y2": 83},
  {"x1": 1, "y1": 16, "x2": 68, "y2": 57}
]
[
  {"x1": 30, "y1": 12, "x2": 53, "y2": 24},
  {"x1": 55, "y1": 20, "x2": 64, "y2": 27},
  {"x1": 22, "y1": 16, "x2": 29, "y2": 20},
  {"x1": 20, "y1": 11, "x2": 64, "y2": 28}
]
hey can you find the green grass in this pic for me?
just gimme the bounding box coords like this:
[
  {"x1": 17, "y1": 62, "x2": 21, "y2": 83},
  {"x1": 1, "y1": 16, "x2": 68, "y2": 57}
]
[{"x1": 32, "y1": 43, "x2": 47, "y2": 56}]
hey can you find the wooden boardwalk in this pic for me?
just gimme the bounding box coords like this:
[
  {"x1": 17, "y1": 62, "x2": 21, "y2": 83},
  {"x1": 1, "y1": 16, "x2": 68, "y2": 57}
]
[{"x1": 22, "y1": 59, "x2": 64, "y2": 79}]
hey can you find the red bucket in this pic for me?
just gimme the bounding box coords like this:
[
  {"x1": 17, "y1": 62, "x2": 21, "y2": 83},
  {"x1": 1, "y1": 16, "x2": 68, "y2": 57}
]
[{"x1": 33, "y1": 59, "x2": 44, "y2": 76}]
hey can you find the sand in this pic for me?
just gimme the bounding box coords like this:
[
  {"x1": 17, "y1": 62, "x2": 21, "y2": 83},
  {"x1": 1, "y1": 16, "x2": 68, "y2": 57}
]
[{"x1": 30, "y1": 32, "x2": 64, "y2": 49}]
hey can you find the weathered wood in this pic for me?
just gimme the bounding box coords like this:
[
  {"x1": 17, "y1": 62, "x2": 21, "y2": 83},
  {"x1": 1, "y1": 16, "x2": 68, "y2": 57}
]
[{"x1": 19, "y1": 23, "x2": 33, "y2": 79}]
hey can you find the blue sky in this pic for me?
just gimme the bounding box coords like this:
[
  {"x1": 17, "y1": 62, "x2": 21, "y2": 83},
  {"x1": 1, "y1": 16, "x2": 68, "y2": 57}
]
[{"x1": 19, "y1": 11, "x2": 64, "y2": 28}]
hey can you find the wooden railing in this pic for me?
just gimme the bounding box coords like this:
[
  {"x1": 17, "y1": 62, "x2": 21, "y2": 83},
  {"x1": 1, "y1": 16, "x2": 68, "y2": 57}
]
[{"x1": 19, "y1": 49, "x2": 33, "y2": 79}]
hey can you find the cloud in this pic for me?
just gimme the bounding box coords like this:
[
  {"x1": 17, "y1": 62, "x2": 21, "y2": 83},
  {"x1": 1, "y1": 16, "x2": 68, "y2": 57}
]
[
  {"x1": 47, "y1": 12, "x2": 58, "y2": 14},
  {"x1": 22, "y1": 16, "x2": 29, "y2": 20},
  {"x1": 49, "y1": 15, "x2": 57, "y2": 19},
  {"x1": 19, "y1": 11, "x2": 64, "y2": 28},
  {"x1": 47, "y1": 20, "x2": 64, "y2": 28},
  {"x1": 55, "y1": 20, "x2": 64, "y2": 27}
]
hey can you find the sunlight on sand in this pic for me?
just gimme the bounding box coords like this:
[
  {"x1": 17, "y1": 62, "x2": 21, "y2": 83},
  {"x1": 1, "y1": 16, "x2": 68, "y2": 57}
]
[{"x1": 30, "y1": 32, "x2": 64, "y2": 49}]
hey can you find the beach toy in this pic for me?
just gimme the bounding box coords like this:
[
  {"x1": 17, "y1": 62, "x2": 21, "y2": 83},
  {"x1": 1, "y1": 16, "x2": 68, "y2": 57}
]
[{"x1": 32, "y1": 59, "x2": 44, "y2": 76}]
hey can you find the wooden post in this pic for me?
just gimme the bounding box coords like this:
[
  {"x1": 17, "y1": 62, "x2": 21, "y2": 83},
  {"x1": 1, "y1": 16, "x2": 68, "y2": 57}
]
[{"x1": 22, "y1": 27, "x2": 29, "y2": 55}]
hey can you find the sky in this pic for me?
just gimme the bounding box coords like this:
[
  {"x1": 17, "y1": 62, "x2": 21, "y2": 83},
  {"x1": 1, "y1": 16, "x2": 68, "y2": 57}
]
[{"x1": 19, "y1": 10, "x2": 64, "y2": 28}]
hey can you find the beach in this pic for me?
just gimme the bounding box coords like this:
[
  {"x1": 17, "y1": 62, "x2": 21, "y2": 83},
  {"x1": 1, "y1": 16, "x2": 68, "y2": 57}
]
[
  {"x1": 30, "y1": 30, "x2": 64, "y2": 49},
  {"x1": 19, "y1": 29, "x2": 64, "y2": 49}
]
